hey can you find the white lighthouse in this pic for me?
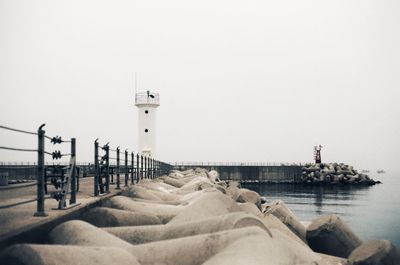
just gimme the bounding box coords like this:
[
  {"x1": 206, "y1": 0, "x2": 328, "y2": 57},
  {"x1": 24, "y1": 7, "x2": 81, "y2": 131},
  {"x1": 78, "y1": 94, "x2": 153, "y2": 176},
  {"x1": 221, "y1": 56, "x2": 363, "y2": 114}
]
[{"x1": 135, "y1": 90, "x2": 160, "y2": 157}]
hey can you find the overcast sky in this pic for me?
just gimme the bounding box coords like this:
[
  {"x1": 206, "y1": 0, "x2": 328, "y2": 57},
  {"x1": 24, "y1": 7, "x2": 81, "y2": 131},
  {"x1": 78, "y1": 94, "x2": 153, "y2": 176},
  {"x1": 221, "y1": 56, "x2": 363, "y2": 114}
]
[{"x1": 1, "y1": 0, "x2": 399, "y2": 174}]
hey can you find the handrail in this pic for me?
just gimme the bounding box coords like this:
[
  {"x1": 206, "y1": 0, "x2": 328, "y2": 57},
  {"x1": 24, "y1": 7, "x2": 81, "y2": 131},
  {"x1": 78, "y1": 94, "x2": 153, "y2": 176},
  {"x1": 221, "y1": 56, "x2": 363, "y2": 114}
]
[
  {"x1": 93, "y1": 139, "x2": 172, "y2": 196},
  {"x1": 0, "y1": 124, "x2": 78, "y2": 216}
]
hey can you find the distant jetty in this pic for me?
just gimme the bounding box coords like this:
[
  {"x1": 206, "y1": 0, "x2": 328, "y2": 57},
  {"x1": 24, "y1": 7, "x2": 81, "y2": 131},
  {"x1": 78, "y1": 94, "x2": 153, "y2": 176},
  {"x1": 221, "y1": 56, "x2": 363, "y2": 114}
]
[
  {"x1": 174, "y1": 163, "x2": 383, "y2": 185},
  {"x1": 301, "y1": 163, "x2": 381, "y2": 185}
]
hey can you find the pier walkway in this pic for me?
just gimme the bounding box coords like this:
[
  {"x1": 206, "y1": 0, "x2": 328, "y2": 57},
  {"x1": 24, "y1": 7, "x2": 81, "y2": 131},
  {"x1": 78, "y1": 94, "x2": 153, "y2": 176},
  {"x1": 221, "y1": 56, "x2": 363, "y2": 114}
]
[{"x1": 0, "y1": 177, "x2": 121, "y2": 250}]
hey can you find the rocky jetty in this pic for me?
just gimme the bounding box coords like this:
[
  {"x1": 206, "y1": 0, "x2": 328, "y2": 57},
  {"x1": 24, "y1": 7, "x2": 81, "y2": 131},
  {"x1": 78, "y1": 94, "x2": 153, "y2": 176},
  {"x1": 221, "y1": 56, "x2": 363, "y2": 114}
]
[
  {"x1": 1, "y1": 168, "x2": 397, "y2": 265},
  {"x1": 301, "y1": 163, "x2": 380, "y2": 185}
]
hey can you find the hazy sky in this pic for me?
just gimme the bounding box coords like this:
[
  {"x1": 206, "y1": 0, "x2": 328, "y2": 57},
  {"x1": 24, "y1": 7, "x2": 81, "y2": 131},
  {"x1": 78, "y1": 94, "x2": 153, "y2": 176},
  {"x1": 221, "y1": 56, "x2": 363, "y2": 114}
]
[{"x1": 1, "y1": 0, "x2": 399, "y2": 174}]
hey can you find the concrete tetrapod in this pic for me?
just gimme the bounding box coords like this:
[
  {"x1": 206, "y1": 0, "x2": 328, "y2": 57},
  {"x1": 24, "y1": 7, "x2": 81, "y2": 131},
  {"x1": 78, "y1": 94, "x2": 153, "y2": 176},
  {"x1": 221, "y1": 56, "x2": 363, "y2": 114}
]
[
  {"x1": 161, "y1": 176, "x2": 186, "y2": 188},
  {"x1": 122, "y1": 185, "x2": 224, "y2": 206},
  {"x1": 48, "y1": 220, "x2": 272, "y2": 265},
  {"x1": 137, "y1": 180, "x2": 177, "y2": 192},
  {"x1": 306, "y1": 214, "x2": 363, "y2": 258},
  {"x1": 225, "y1": 182, "x2": 241, "y2": 201},
  {"x1": 122, "y1": 184, "x2": 180, "y2": 201},
  {"x1": 168, "y1": 191, "x2": 241, "y2": 225},
  {"x1": 103, "y1": 212, "x2": 272, "y2": 244},
  {"x1": 168, "y1": 171, "x2": 185, "y2": 179},
  {"x1": 129, "y1": 226, "x2": 271, "y2": 265},
  {"x1": 206, "y1": 170, "x2": 220, "y2": 182},
  {"x1": 0, "y1": 244, "x2": 139, "y2": 265},
  {"x1": 348, "y1": 240, "x2": 400, "y2": 265},
  {"x1": 80, "y1": 207, "x2": 162, "y2": 227},
  {"x1": 120, "y1": 185, "x2": 164, "y2": 201},
  {"x1": 237, "y1": 202, "x2": 263, "y2": 217},
  {"x1": 48, "y1": 220, "x2": 134, "y2": 251},
  {"x1": 130, "y1": 197, "x2": 183, "y2": 206},
  {"x1": 103, "y1": 195, "x2": 183, "y2": 223},
  {"x1": 264, "y1": 200, "x2": 307, "y2": 243},
  {"x1": 178, "y1": 176, "x2": 223, "y2": 193},
  {"x1": 236, "y1": 188, "x2": 262, "y2": 209},
  {"x1": 203, "y1": 228, "x2": 343, "y2": 265},
  {"x1": 130, "y1": 188, "x2": 224, "y2": 206},
  {"x1": 262, "y1": 213, "x2": 308, "y2": 246},
  {"x1": 317, "y1": 253, "x2": 348, "y2": 265}
]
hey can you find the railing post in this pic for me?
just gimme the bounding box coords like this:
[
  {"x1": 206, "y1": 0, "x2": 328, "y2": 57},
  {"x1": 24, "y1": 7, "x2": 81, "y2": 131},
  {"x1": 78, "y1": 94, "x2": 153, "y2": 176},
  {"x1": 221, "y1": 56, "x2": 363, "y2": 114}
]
[
  {"x1": 116, "y1": 147, "x2": 120, "y2": 190},
  {"x1": 153, "y1": 159, "x2": 155, "y2": 178},
  {"x1": 34, "y1": 124, "x2": 47, "y2": 217},
  {"x1": 148, "y1": 157, "x2": 151, "y2": 179},
  {"x1": 124, "y1": 149, "x2": 128, "y2": 187},
  {"x1": 136, "y1": 153, "x2": 139, "y2": 183},
  {"x1": 105, "y1": 144, "x2": 110, "y2": 193},
  {"x1": 158, "y1": 160, "x2": 160, "y2": 177},
  {"x1": 144, "y1": 156, "x2": 147, "y2": 179},
  {"x1": 131, "y1": 152, "x2": 134, "y2": 184},
  {"x1": 150, "y1": 158, "x2": 153, "y2": 179},
  {"x1": 153, "y1": 159, "x2": 155, "y2": 179},
  {"x1": 140, "y1": 155, "x2": 143, "y2": 180},
  {"x1": 149, "y1": 157, "x2": 152, "y2": 179},
  {"x1": 70, "y1": 138, "x2": 77, "y2": 204},
  {"x1": 94, "y1": 139, "x2": 99, "y2": 196}
]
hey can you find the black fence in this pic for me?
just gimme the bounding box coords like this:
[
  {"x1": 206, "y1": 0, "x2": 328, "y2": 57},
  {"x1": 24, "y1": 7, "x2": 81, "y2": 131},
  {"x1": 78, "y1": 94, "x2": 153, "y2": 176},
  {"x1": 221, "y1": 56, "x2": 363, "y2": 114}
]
[
  {"x1": 93, "y1": 139, "x2": 171, "y2": 196},
  {"x1": 0, "y1": 123, "x2": 172, "y2": 216},
  {"x1": 0, "y1": 124, "x2": 77, "y2": 216}
]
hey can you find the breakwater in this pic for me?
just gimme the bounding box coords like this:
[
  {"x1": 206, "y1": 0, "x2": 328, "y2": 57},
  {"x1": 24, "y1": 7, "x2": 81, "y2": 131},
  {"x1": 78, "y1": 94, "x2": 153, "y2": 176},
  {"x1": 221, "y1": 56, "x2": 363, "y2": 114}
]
[
  {"x1": 174, "y1": 164, "x2": 303, "y2": 183},
  {"x1": 1, "y1": 168, "x2": 398, "y2": 265},
  {"x1": 301, "y1": 163, "x2": 379, "y2": 185}
]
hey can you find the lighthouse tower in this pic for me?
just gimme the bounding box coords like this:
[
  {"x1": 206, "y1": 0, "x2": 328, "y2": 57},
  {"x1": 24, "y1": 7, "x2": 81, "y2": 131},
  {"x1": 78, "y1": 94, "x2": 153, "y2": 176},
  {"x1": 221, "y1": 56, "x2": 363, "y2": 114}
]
[{"x1": 135, "y1": 90, "x2": 160, "y2": 157}]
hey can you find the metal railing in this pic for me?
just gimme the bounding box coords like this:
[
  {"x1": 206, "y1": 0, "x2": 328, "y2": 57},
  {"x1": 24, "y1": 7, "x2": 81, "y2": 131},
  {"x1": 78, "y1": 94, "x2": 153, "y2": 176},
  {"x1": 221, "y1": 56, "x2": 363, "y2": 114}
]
[
  {"x1": 93, "y1": 139, "x2": 171, "y2": 196},
  {"x1": 0, "y1": 124, "x2": 77, "y2": 216}
]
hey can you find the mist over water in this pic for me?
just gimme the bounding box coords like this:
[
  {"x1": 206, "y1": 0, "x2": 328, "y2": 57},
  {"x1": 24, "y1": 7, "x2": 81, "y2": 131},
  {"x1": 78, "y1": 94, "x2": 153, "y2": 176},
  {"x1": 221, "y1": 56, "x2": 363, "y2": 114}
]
[{"x1": 243, "y1": 173, "x2": 400, "y2": 247}]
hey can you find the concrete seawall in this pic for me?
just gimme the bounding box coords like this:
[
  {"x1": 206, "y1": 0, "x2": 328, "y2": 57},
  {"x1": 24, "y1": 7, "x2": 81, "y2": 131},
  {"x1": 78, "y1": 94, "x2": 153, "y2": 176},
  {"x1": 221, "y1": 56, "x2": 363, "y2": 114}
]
[{"x1": 174, "y1": 165, "x2": 303, "y2": 183}]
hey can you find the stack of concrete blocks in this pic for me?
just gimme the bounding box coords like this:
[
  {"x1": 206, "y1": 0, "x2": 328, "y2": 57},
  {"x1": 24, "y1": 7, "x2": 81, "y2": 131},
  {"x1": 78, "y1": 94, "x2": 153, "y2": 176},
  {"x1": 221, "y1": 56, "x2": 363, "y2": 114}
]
[
  {"x1": 1, "y1": 168, "x2": 398, "y2": 265},
  {"x1": 301, "y1": 163, "x2": 378, "y2": 185}
]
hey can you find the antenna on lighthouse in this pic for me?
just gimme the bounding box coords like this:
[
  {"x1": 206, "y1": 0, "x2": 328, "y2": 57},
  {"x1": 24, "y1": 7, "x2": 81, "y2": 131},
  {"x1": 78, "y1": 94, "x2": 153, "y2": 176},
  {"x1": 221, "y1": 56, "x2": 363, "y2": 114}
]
[{"x1": 134, "y1": 72, "x2": 138, "y2": 95}]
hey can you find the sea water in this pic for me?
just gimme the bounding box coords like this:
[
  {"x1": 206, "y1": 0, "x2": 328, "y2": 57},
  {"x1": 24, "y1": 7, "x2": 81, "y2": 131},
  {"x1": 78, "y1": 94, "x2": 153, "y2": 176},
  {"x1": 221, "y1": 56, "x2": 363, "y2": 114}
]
[{"x1": 243, "y1": 173, "x2": 400, "y2": 247}]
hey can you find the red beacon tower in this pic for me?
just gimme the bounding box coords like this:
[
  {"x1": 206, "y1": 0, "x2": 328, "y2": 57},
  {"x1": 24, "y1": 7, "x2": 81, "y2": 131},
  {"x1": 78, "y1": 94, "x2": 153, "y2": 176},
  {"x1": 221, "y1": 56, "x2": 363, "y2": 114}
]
[{"x1": 314, "y1": 145, "x2": 322, "y2": 164}]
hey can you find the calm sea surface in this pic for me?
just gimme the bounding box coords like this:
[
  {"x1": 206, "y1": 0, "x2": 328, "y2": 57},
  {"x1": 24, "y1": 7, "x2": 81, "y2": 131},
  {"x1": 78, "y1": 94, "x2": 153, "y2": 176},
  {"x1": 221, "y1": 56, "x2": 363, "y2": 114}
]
[{"x1": 242, "y1": 174, "x2": 400, "y2": 247}]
